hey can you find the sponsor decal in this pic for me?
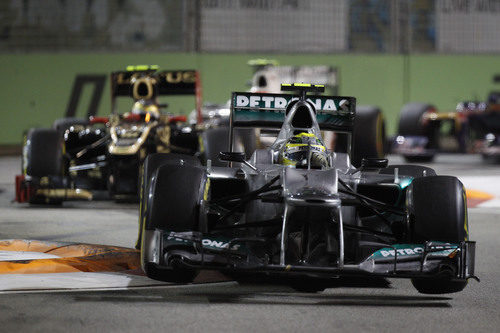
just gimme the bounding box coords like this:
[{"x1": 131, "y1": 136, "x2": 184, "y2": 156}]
[
  {"x1": 379, "y1": 247, "x2": 424, "y2": 257},
  {"x1": 371, "y1": 243, "x2": 458, "y2": 260},
  {"x1": 234, "y1": 94, "x2": 350, "y2": 113},
  {"x1": 166, "y1": 232, "x2": 241, "y2": 251},
  {"x1": 201, "y1": 239, "x2": 240, "y2": 250},
  {"x1": 116, "y1": 70, "x2": 196, "y2": 85}
]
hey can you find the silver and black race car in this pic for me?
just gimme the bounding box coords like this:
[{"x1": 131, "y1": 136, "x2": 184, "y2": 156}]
[
  {"x1": 138, "y1": 84, "x2": 477, "y2": 294},
  {"x1": 15, "y1": 66, "x2": 204, "y2": 203}
]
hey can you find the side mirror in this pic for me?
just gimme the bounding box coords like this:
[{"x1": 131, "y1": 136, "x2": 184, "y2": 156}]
[
  {"x1": 218, "y1": 152, "x2": 246, "y2": 163},
  {"x1": 218, "y1": 152, "x2": 257, "y2": 171}
]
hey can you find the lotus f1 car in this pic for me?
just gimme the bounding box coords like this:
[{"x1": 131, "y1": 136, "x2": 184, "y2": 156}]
[
  {"x1": 15, "y1": 65, "x2": 203, "y2": 203},
  {"x1": 393, "y1": 76, "x2": 500, "y2": 162},
  {"x1": 139, "y1": 84, "x2": 476, "y2": 294}
]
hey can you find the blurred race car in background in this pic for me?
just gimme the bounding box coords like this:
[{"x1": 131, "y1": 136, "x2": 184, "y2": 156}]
[
  {"x1": 393, "y1": 76, "x2": 500, "y2": 162},
  {"x1": 192, "y1": 59, "x2": 386, "y2": 167},
  {"x1": 138, "y1": 83, "x2": 476, "y2": 294},
  {"x1": 15, "y1": 65, "x2": 204, "y2": 203}
]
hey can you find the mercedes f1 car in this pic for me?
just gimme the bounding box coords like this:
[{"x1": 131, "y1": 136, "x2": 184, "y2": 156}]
[
  {"x1": 393, "y1": 76, "x2": 500, "y2": 162},
  {"x1": 15, "y1": 65, "x2": 204, "y2": 203},
  {"x1": 139, "y1": 84, "x2": 477, "y2": 294}
]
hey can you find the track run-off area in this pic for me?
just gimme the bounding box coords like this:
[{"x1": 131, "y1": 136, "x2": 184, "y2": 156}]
[{"x1": 0, "y1": 155, "x2": 498, "y2": 332}]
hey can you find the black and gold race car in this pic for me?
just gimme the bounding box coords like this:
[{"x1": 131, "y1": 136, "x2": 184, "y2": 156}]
[{"x1": 15, "y1": 65, "x2": 205, "y2": 203}]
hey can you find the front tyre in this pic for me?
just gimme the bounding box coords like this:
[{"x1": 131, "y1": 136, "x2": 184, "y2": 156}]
[
  {"x1": 407, "y1": 175, "x2": 469, "y2": 294},
  {"x1": 411, "y1": 277, "x2": 467, "y2": 294},
  {"x1": 142, "y1": 261, "x2": 198, "y2": 284},
  {"x1": 407, "y1": 176, "x2": 468, "y2": 243},
  {"x1": 24, "y1": 128, "x2": 64, "y2": 205},
  {"x1": 140, "y1": 159, "x2": 207, "y2": 283},
  {"x1": 136, "y1": 153, "x2": 201, "y2": 249}
]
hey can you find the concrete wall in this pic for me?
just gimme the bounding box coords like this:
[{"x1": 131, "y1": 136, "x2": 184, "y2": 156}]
[{"x1": 1, "y1": 53, "x2": 500, "y2": 144}]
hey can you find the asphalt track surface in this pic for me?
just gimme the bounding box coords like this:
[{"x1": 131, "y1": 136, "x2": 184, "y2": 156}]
[{"x1": 0, "y1": 155, "x2": 499, "y2": 332}]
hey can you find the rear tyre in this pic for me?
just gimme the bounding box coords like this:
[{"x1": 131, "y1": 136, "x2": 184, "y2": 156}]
[
  {"x1": 200, "y1": 127, "x2": 230, "y2": 167},
  {"x1": 141, "y1": 159, "x2": 206, "y2": 283},
  {"x1": 235, "y1": 128, "x2": 257, "y2": 160},
  {"x1": 352, "y1": 106, "x2": 386, "y2": 168},
  {"x1": 398, "y1": 103, "x2": 438, "y2": 163},
  {"x1": 201, "y1": 127, "x2": 256, "y2": 166},
  {"x1": 407, "y1": 175, "x2": 468, "y2": 294}
]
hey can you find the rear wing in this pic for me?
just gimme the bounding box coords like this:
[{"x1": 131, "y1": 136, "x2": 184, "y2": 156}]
[
  {"x1": 229, "y1": 92, "x2": 356, "y2": 132},
  {"x1": 110, "y1": 68, "x2": 202, "y2": 122},
  {"x1": 251, "y1": 65, "x2": 339, "y2": 95},
  {"x1": 110, "y1": 69, "x2": 199, "y2": 97}
]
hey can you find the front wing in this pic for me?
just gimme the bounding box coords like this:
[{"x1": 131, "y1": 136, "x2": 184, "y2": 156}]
[{"x1": 146, "y1": 230, "x2": 477, "y2": 281}]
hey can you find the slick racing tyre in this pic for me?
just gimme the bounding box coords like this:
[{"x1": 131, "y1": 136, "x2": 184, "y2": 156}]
[
  {"x1": 398, "y1": 103, "x2": 438, "y2": 163},
  {"x1": 140, "y1": 156, "x2": 206, "y2": 283},
  {"x1": 24, "y1": 128, "x2": 63, "y2": 204},
  {"x1": 25, "y1": 128, "x2": 63, "y2": 177},
  {"x1": 411, "y1": 275, "x2": 468, "y2": 295},
  {"x1": 235, "y1": 128, "x2": 257, "y2": 160},
  {"x1": 136, "y1": 153, "x2": 201, "y2": 249},
  {"x1": 200, "y1": 127, "x2": 230, "y2": 167},
  {"x1": 407, "y1": 175, "x2": 468, "y2": 294},
  {"x1": 200, "y1": 127, "x2": 256, "y2": 167},
  {"x1": 352, "y1": 106, "x2": 386, "y2": 168}
]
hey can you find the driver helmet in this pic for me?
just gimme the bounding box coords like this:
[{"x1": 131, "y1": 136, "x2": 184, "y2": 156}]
[
  {"x1": 132, "y1": 99, "x2": 159, "y2": 115},
  {"x1": 279, "y1": 132, "x2": 330, "y2": 169}
]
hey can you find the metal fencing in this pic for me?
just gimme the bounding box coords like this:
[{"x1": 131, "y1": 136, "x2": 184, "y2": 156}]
[{"x1": 1, "y1": 0, "x2": 499, "y2": 54}]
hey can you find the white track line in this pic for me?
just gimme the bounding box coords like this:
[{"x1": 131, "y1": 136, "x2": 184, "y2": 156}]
[
  {"x1": 0, "y1": 271, "x2": 168, "y2": 293},
  {"x1": 0, "y1": 251, "x2": 60, "y2": 260},
  {"x1": 0, "y1": 272, "x2": 236, "y2": 294}
]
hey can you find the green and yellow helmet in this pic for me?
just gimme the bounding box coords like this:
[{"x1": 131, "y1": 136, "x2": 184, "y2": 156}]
[{"x1": 279, "y1": 132, "x2": 329, "y2": 169}]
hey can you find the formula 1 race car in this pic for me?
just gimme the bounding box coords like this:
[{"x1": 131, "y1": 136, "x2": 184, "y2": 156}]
[
  {"x1": 393, "y1": 77, "x2": 500, "y2": 162},
  {"x1": 191, "y1": 60, "x2": 386, "y2": 167},
  {"x1": 15, "y1": 65, "x2": 204, "y2": 204},
  {"x1": 139, "y1": 84, "x2": 476, "y2": 294}
]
